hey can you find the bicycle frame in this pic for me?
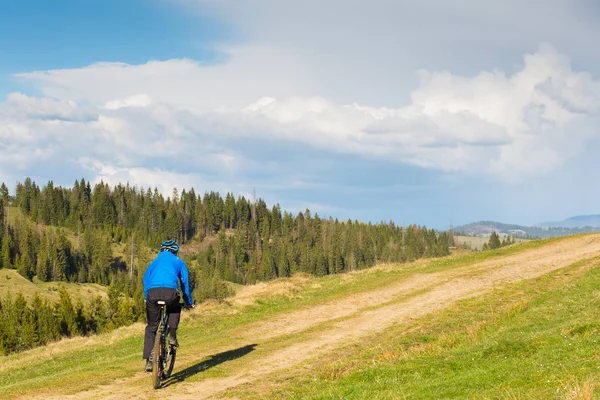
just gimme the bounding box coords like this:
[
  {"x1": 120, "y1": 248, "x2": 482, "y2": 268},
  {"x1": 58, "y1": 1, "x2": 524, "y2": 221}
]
[
  {"x1": 151, "y1": 299, "x2": 195, "y2": 389},
  {"x1": 152, "y1": 301, "x2": 177, "y2": 389}
]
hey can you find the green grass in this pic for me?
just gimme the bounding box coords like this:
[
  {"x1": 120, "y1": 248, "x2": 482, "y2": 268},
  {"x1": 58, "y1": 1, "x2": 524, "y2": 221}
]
[
  {"x1": 0, "y1": 235, "x2": 590, "y2": 399},
  {"x1": 266, "y1": 257, "x2": 600, "y2": 399},
  {"x1": 0, "y1": 241, "x2": 506, "y2": 398}
]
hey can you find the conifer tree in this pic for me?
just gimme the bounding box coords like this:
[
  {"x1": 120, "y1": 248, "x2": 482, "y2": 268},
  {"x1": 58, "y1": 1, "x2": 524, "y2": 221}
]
[
  {"x1": 0, "y1": 183, "x2": 9, "y2": 204},
  {"x1": 0, "y1": 198, "x2": 5, "y2": 238},
  {"x1": 57, "y1": 287, "x2": 77, "y2": 337},
  {"x1": 17, "y1": 223, "x2": 34, "y2": 280},
  {"x1": 20, "y1": 311, "x2": 37, "y2": 351},
  {"x1": 74, "y1": 300, "x2": 87, "y2": 335},
  {"x1": 2, "y1": 229, "x2": 12, "y2": 269},
  {"x1": 31, "y1": 294, "x2": 59, "y2": 345},
  {"x1": 106, "y1": 284, "x2": 121, "y2": 329},
  {"x1": 87, "y1": 295, "x2": 108, "y2": 333},
  {"x1": 259, "y1": 246, "x2": 276, "y2": 280},
  {"x1": 36, "y1": 233, "x2": 51, "y2": 281},
  {"x1": 489, "y1": 231, "x2": 501, "y2": 250}
]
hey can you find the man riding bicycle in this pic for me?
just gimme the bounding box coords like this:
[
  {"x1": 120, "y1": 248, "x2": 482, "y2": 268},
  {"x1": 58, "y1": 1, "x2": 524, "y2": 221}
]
[{"x1": 142, "y1": 239, "x2": 194, "y2": 373}]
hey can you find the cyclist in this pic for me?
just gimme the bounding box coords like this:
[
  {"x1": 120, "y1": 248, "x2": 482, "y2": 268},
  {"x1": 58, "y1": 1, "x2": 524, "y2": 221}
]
[{"x1": 142, "y1": 239, "x2": 194, "y2": 373}]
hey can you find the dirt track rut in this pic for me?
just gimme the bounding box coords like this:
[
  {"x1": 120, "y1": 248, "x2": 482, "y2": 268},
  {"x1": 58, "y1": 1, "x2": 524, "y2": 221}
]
[{"x1": 34, "y1": 235, "x2": 600, "y2": 400}]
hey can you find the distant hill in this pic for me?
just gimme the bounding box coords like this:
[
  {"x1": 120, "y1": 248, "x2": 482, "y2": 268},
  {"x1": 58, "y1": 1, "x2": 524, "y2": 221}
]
[
  {"x1": 537, "y1": 214, "x2": 600, "y2": 228},
  {"x1": 453, "y1": 220, "x2": 600, "y2": 239}
]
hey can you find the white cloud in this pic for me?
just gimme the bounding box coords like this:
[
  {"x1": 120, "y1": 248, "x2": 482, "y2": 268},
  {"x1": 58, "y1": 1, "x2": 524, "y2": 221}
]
[
  {"x1": 1, "y1": 1, "x2": 599, "y2": 227},
  {"x1": 2, "y1": 44, "x2": 600, "y2": 189},
  {"x1": 178, "y1": 0, "x2": 600, "y2": 106},
  {"x1": 104, "y1": 94, "x2": 153, "y2": 110},
  {"x1": 81, "y1": 160, "x2": 204, "y2": 196},
  {"x1": 16, "y1": 46, "x2": 316, "y2": 111}
]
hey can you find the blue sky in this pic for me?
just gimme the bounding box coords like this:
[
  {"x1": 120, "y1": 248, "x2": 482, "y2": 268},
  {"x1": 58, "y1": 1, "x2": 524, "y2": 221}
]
[
  {"x1": 0, "y1": 0, "x2": 228, "y2": 94},
  {"x1": 1, "y1": 0, "x2": 600, "y2": 229},
  {"x1": 0, "y1": 0, "x2": 227, "y2": 69}
]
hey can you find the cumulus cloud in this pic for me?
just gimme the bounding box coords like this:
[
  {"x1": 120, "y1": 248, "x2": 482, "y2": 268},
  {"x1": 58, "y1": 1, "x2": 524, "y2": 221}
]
[
  {"x1": 179, "y1": 0, "x2": 600, "y2": 105},
  {"x1": 104, "y1": 94, "x2": 153, "y2": 110},
  {"x1": 2, "y1": 44, "x2": 599, "y2": 191},
  {"x1": 16, "y1": 47, "x2": 317, "y2": 111}
]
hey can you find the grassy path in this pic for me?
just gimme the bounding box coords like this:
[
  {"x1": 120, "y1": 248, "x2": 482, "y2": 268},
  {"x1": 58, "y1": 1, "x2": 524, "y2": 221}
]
[{"x1": 2, "y1": 234, "x2": 600, "y2": 399}]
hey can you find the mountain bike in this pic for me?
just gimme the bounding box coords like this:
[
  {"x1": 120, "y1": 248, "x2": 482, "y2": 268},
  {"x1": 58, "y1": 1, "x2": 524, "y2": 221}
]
[{"x1": 152, "y1": 300, "x2": 195, "y2": 389}]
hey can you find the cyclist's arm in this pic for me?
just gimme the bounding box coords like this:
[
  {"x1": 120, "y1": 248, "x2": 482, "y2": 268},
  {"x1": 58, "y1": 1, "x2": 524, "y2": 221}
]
[
  {"x1": 179, "y1": 260, "x2": 193, "y2": 306},
  {"x1": 143, "y1": 262, "x2": 153, "y2": 301}
]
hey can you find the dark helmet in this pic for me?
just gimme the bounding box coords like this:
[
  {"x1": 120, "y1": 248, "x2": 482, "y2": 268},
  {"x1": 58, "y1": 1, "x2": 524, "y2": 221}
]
[{"x1": 160, "y1": 239, "x2": 179, "y2": 254}]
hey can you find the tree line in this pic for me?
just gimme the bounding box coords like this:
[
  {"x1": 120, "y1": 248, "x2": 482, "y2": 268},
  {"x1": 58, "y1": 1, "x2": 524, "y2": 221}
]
[
  {"x1": 0, "y1": 285, "x2": 142, "y2": 355},
  {"x1": 6, "y1": 178, "x2": 451, "y2": 285},
  {"x1": 0, "y1": 177, "x2": 451, "y2": 354}
]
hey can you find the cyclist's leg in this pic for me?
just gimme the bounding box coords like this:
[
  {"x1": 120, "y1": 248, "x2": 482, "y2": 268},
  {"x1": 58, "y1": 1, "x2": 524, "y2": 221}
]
[
  {"x1": 143, "y1": 289, "x2": 161, "y2": 360},
  {"x1": 165, "y1": 290, "x2": 181, "y2": 340}
]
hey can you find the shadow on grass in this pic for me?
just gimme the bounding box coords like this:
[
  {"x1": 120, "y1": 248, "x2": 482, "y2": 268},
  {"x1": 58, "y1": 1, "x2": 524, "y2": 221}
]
[{"x1": 161, "y1": 344, "x2": 257, "y2": 388}]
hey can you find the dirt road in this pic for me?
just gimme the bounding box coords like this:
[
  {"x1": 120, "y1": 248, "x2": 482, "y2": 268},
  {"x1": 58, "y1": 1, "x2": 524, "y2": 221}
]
[{"x1": 34, "y1": 234, "x2": 600, "y2": 400}]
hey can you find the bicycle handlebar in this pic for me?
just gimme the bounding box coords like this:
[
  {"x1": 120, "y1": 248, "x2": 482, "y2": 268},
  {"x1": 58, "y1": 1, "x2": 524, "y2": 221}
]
[{"x1": 181, "y1": 299, "x2": 197, "y2": 310}]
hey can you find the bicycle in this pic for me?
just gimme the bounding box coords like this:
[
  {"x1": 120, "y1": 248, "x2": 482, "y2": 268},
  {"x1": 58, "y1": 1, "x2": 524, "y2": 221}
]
[{"x1": 152, "y1": 300, "x2": 195, "y2": 389}]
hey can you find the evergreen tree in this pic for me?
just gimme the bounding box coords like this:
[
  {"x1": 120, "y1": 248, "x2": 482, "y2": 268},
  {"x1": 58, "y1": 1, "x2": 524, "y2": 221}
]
[
  {"x1": 17, "y1": 222, "x2": 35, "y2": 280},
  {"x1": 0, "y1": 183, "x2": 9, "y2": 204},
  {"x1": 31, "y1": 294, "x2": 59, "y2": 345},
  {"x1": 0, "y1": 198, "x2": 5, "y2": 237},
  {"x1": 106, "y1": 284, "x2": 121, "y2": 329},
  {"x1": 36, "y1": 233, "x2": 51, "y2": 281},
  {"x1": 74, "y1": 300, "x2": 87, "y2": 335},
  {"x1": 2, "y1": 229, "x2": 11, "y2": 269},
  {"x1": 57, "y1": 287, "x2": 77, "y2": 337},
  {"x1": 277, "y1": 246, "x2": 291, "y2": 278},
  {"x1": 1, "y1": 293, "x2": 16, "y2": 352},
  {"x1": 86, "y1": 295, "x2": 108, "y2": 333},
  {"x1": 488, "y1": 231, "x2": 501, "y2": 250},
  {"x1": 259, "y1": 246, "x2": 276, "y2": 280}
]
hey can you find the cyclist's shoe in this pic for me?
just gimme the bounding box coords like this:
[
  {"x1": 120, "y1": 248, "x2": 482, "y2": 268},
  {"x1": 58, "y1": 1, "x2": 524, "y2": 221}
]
[
  {"x1": 144, "y1": 358, "x2": 153, "y2": 374},
  {"x1": 169, "y1": 335, "x2": 179, "y2": 348}
]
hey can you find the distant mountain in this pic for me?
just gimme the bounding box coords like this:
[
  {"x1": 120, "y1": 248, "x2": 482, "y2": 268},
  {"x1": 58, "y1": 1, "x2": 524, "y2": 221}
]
[
  {"x1": 537, "y1": 214, "x2": 600, "y2": 229},
  {"x1": 453, "y1": 220, "x2": 600, "y2": 239}
]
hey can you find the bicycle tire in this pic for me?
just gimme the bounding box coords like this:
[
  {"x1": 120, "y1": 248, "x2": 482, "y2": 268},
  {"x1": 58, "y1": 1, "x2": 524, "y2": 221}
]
[
  {"x1": 164, "y1": 344, "x2": 177, "y2": 378},
  {"x1": 152, "y1": 320, "x2": 163, "y2": 389}
]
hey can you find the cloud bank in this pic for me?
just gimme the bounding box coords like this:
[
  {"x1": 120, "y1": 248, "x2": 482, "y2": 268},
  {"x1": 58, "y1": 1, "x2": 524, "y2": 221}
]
[{"x1": 3, "y1": 44, "x2": 598, "y2": 196}]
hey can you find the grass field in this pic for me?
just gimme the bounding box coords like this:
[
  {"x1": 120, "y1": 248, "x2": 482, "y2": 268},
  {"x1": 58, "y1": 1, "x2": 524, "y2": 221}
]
[
  {"x1": 454, "y1": 234, "x2": 530, "y2": 250},
  {"x1": 268, "y1": 256, "x2": 600, "y2": 399},
  {"x1": 1, "y1": 234, "x2": 599, "y2": 399},
  {"x1": 0, "y1": 269, "x2": 108, "y2": 302}
]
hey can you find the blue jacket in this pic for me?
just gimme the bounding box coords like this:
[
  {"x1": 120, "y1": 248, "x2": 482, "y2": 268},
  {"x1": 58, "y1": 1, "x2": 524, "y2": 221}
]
[{"x1": 143, "y1": 251, "x2": 193, "y2": 306}]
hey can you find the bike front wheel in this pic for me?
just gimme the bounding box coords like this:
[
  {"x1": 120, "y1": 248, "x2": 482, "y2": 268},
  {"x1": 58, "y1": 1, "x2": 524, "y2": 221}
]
[
  {"x1": 163, "y1": 344, "x2": 177, "y2": 379},
  {"x1": 152, "y1": 323, "x2": 163, "y2": 389}
]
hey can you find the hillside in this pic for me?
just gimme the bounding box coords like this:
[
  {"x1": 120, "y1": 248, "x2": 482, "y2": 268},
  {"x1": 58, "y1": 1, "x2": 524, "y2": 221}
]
[
  {"x1": 0, "y1": 269, "x2": 107, "y2": 303},
  {"x1": 454, "y1": 220, "x2": 600, "y2": 238},
  {"x1": 453, "y1": 234, "x2": 528, "y2": 250},
  {"x1": 538, "y1": 214, "x2": 600, "y2": 229},
  {"x1": 1, "y1": 181, "x2": 454, "y2": 358},
  {"x1": 2, "y1": 233, "x2": 600, "y2": 399}
]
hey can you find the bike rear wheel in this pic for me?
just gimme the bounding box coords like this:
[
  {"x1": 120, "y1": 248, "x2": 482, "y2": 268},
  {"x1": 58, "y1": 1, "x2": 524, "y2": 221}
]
[{"x1": 152, "y1": 321, "x2": 163, "y2": 389}]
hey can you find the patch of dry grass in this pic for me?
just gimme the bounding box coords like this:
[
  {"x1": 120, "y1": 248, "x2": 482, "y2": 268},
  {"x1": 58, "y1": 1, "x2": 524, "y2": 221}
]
[
  {"x1": 229, "y1": 273, "x2": 312, "y2": 307},
  {"x1": 0, "y1": 269, "x2": 107, "y2": 303}
]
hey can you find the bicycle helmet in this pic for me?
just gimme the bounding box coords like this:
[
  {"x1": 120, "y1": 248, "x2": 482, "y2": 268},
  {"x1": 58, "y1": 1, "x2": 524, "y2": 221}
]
[{"x1": 160, "y1": 239, "x2": 179, "y2": 254}]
